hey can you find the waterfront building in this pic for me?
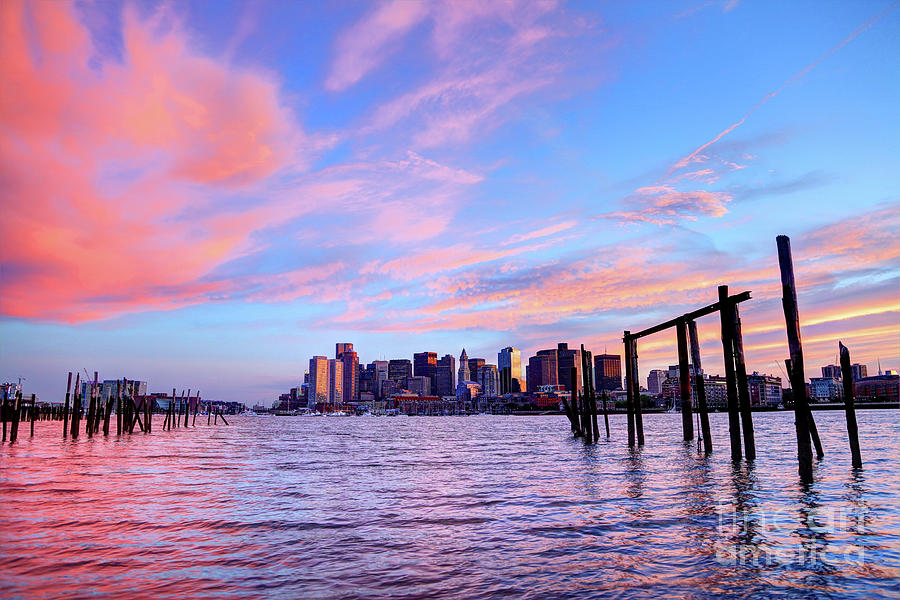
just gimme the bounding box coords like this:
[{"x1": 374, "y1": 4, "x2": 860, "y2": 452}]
[
  {"x1": 458, "y1": 349, "x2": 471, "y2": 383},
  {"x1": 594, "y1": 353, "x2": 622, "y2": 392},
  {"x1": 851, "y1": 363, "x2": 868, "y2": 381},
  {"x1": 854, "y1": 373, "x2": 899, "y2": 403},
  {"x1": 498, "y1": 347, "x2": 524, "y2": 394},
  {"x1": 92, "y1": 379, "x2": 148, "y2": 402},
  {"x1": 435, "y1": 354, "x2": 457, "y2": 397},
  {"x1": 647, "y1": 369, "x2": 666, "y2": 396},
  {"x1": 337, "y1": 343, "x2": 359, "y2": 403},
  {"x1": 810, "y1": 377, "x2": 842, "y2": 402},
  {"x1": 359, "y1": 363, "x2": 376, "y2": 397},
  {"x1": 328, "y1": 359, "x2": 343, "y2": 404},
  {"x1": 477, "y1": 364, "x2": 500, "y2": 398},
  {"x1": 457, "y1": 380, "x2": 482, "y2": 402},
  {"x1": 748, "y1": 372, "x2": 782, "y2": 406},
  {"x1": 308, "y1": 356, "x2": 329, "y2": 406},
  {"x1": 388, "y1": 359, "x2": 412, "y2": 382}
]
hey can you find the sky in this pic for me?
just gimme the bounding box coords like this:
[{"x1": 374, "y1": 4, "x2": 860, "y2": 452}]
[{"x1": 1, "y1": 0, "x2": 898, "y2": 405}]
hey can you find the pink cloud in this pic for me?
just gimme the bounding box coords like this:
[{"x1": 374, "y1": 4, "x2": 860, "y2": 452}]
[
  {"x1": 324, "y1": 0, "x2": 430, "y2": 92},
  {"x1": 603, "y1": 185, "x2": 732, "y2": 224}
]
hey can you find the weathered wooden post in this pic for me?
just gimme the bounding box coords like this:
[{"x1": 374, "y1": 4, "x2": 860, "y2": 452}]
[
  {"x1": 192, "y1": 391, "x2": 200, "y2": 427},
  {"x1": 731, "y1": 305, "x2": 756, "y2": 460},
  {"x1": 776, "y1": 235, "x2": 814, "y2": 481},
  {"x1": 687, "y1": 320, "x2": 712, "y2": 454},
  {"x1": 218, "y1": 409, "x2": 229, "y2": 426},
  {"x1": 718, "y1": 285, "x2": 742, "y2": 461},
  {"x1": 71, "y1": 373, "x2": 81, "y2": 439},
  {"x1": 631, "y1": 339, "x2": 644, "y2": 446},
  {"x1": 10, "y1": 391, "x2": 22, "y2": 443},
  {"x1": 30, "y1": 394, "x2": 37, "y2": 437},
  {"x1": 676, "y1": 318, "x2": 694, "y2": 441},
  {"x1": 207, "y1": 402, "x2": 212, "y2": 426},
  {"x1": 184, "y1": 389, "x2": 191, "y2": 428},
  {"x1": 601, "y1": 390, "x2": 610, "y2": 438},
  {"x1": 839, "y1": 342, "x2": 863, "y2": 468},
  {"x1": 623, "y1": 332, "x2": 636, "y2": 447}
]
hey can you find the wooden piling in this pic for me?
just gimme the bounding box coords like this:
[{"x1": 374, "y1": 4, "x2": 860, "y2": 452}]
[
  {"x1": 71, "y1": 373, "x2": 81, "y2": 439},
  {"x1": 623, "y1": 332, "x2": 636, "y2": 447},
  {"x1": 192, "y1": 391, "x2": 199, "y2": 427},
  {"x1": 731, "y1": 305, "x2": 756, "y2": 461},
  {"x1": 601, "y1": 390, "x2": 610, "y2": 438},
  {"x1": 687, "y1": 320, "x2": 712, "y2": 454},
  {"x1": 718, "y1": 285, "x2": 742, "y2": 461},
  {"x1": 839, "y1": 342, "x2": 863, "y2": 468},
  {"x1": 30, "y1": 394, "x2": 36, "y2": 437},
  {"x1": 207, "y1": 402, "x2": 211, "y2": 426},
  {"x1": 631, "y1": 339, "x2": 644, "y2": 446},
  {"x1": 218, "y1": 409, "x2": 229, "y2": 426},
  {"x1": 10, "y1": 391, "x2": 21, "y2": 443},
  {"x1": 184, "y1": 389, "x2": 191, "y2": 428},
  {"x1": 776, "y1": 235, "x2": 814, "y2": 481},
  {"x1": 676, "y1": 318, "x2": 694, "y2": 441},
  {"x1": 214, "y1": 408, "x2": 219, "y2": 425}
]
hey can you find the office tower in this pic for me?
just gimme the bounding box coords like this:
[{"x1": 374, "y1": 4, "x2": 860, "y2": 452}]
[
  {"x1": 556, "y1": 343, "x2": 582, "y2": 395},
  {"x1": 371, "y1": 361, "x2": 389, "y2": 400},
  {"x1": 477, "y1": 364, "x2": 500, "y2": 398},
  {"x1": 335, "y1": 343, "x2": 353, "y2": 358},
  {"x1": 458, "y1": 349, "x2": 471, "y2": 382},
  {"x1": 414, "y1": 351, "x2": 437, "y2": 392},
  {"x1": 594, "y1": 353, "x2": 623, "y2": 392},
  {"x1": 435, "y1": 354, "x2": 457, "y2": 396},
  {"x1": 527, "y1": 351, "x2": 557, "y2": 392},
  {"x1": 337, "y1": 344, "x2": 359, "y2": 403},
  {"x1": 308, "y1": 356, "x2": 329, "y2": 407},
  {"x1": 404, "y1": 376, "x2": 431, "y2": 397},
  {"x1": 647, "y1": 369, "x2": 666, "y2": 396},
  {"x1": 468, "y1": 358, "x2": 485, "y2": 381},
  {"x1": 359, "y1": 363, "x2": 376, "y2": 396},
  {"x1": 498, "y1": 347, "x2": 524, "y2": 393},
  {"x1": 328, "y1": 359, "x2": 343, "y2": 404},
  {"x1": 821, "y1": 364, "x2": 841, "y2": 379},
  {"x1": 388, "y1": 359, "x2": 412, "y2": 382},
  {"x1": 851, "y1": 363, "x2": 867, "y2": 381}
]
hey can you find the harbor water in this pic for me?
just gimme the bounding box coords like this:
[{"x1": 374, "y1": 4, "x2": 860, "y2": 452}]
[{"x1": 1, "y1": 411, "x2": 898, "y2": 599}]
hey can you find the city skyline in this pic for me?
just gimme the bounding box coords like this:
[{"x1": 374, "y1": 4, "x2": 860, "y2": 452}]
[{"x1": 1, "y1": 1, "x2": 898, "y2": 404}]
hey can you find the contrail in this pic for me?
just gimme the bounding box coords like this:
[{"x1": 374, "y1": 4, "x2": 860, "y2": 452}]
[{"x1": 663, "y1": 1, "x2": 898, "y2": 179}]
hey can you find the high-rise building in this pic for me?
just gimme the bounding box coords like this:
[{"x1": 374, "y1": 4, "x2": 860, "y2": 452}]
[
  {"x1": 556, "y1": 343, "x2": 582, "y2": 395},
  {"x1": 647, "y1": 370, "x2": 666, "y2": 396},
  {"x1": 748, "y1": 372, "x2": 782, "y2": 406},
  {"x1": 308, "y1": 356, "x2": 329, "y2": 407},
  {"x1": 328, "y1": 359, "x2": 343, "y2": 404},
  {"x1": 851, "y1": 363, "x2": 868, "y2": 381},
  {"x1": 414, "y1": 352, "x2": 437, "y2": 392},
  {"x1": 594, "y1": 354, "x2": 622, "y2": 392},
  {"x1": 458, "y1": 349, "x2": 471, "y2": 383},
  {"x1": 821, "y1": 364, "x2": 841, "y2": 379},
  {"x1": 477, "y1": 364, "x2": 500, "y2": 398},
  {"x1": 388, "y1": 359, "x2": 412, "y2": 382},
  {"x1": 359, "y1": 363, "x2": 376, "y2": 396},
  {"x1": 371, "y1": 361, "x2": 389, "y2": 399},
  {"x1": 435, "y1": 354, "x2": 457, "y2": 396},
  {"x1": 404, "y1": 375, "x2": 431, "y2": 397},
  {"x1": 498, "y1": 347, "x2": 524, "y2": 394},
  {"x1": 337, "y1": 343, "x2": 359, "y2": 403},
  {"x1": 468, "y1": 358, "x2": 485, "y2": 380},
  {"x1": 527, "y1": 351, "x2": 558, "y2": 392}
]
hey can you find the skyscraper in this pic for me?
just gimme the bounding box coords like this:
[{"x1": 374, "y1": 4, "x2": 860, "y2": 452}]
[
  {"x1": 458, "y1": 349, "x2": 470, "y2": 383},
  {"x1": 388, "y1": 359, "x2": 412, "y2": 382},
  {"x1": 556, "y1": 343, "x2": 582, "y2": 395},
  {"x1": 328, "y1": 359, "x2": 343, "y2": 404},
  {"x1": 527, "y1": 351, "x2": 557, "y2": 392},
  {"x1": 414, "y1": 351, "x2": 437, "y2": 393},
  {"x1": 308, "y1": 356, "x2": 329, "y2": 407},
  {"x1": 647, "y1": 369, "x2": 666, "y2": 396},
  {"x1": 498, "y1": 347, "x2": 524, "y2": 393},
  {"x1": 371, "y1": 361, "x2": 389, "y2": 399},
  {"x1": 337, "y1": 343, "x2": 359, "y2": 403},
  {"x1": 594, "y1": 353, "x2": 622, "y2": 392},
  {"x1": 477, "y1": 364, "x2": 500, "y2": 398},
  {"x1": 435, "y1": 354, "x2": 456, "y2": 396},
  {"x1": 467, "y1": 357, "x2": 485, "y2": 380}
]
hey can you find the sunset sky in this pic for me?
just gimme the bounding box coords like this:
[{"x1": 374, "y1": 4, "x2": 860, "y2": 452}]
[{"x1": 1, "y1": 0, "x2": 898, "y2": 404}]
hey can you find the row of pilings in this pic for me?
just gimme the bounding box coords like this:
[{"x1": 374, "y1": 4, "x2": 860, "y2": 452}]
[
  {"x1": 1, "y1": 375, "x2": 229, "y2": 445},
  {"x1": 566, "y1": 234, "x2": 864, "y2": 481}
]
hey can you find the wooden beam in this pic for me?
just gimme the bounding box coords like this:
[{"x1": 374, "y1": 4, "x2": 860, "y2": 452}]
[{"x1": 626, "y1": 291, "x2": 751, "y2": 341}]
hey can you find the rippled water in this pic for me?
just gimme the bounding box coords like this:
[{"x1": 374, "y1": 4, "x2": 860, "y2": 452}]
[{"x1": 1, "y1": 411, "x2": 898, "y2": 599}]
